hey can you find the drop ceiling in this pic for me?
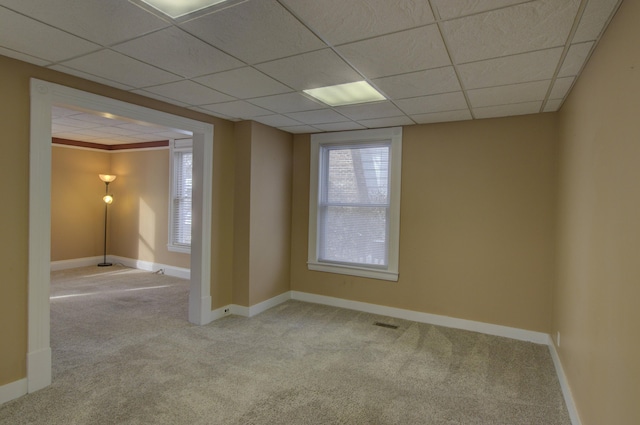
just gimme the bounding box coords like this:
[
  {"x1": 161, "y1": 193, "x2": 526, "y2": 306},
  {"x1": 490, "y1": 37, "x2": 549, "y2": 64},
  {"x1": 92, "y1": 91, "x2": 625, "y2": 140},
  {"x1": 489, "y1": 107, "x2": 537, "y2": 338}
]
[{"x1": 0, "y1": 0, "x2": 623, "y2": 135}]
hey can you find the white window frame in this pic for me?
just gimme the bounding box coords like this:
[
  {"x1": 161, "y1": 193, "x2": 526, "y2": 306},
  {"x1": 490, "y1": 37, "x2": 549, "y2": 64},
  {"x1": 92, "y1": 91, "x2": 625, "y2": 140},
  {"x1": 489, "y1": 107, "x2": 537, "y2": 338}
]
[
  {"x1": 308, "y1": 127, "x2": 402, "y2": 281},
  {"x1": 168, "y1": 138, "x2": 193, "y2": 253}
]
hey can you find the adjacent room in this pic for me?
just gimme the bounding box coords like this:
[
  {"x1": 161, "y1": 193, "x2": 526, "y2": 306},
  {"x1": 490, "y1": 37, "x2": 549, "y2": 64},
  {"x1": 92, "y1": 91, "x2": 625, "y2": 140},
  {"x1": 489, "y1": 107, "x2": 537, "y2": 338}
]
[{"x1": 1, "y1": 1, "x2": 638, "y2": 424}]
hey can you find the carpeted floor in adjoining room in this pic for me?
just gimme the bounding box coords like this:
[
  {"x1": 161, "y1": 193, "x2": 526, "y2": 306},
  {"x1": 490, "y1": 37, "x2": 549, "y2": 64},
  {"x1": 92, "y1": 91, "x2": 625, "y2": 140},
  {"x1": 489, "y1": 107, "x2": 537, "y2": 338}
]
[{"x1": 0, "y1": 265, "x2": 571, "y2": 424}]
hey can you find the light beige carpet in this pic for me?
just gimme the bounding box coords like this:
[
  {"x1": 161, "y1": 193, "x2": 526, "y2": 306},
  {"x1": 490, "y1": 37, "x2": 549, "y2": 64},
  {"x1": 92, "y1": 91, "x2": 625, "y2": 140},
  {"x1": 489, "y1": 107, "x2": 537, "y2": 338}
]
[{"x1": 0, "y1": 265, "x2": 571, "y2": 424}]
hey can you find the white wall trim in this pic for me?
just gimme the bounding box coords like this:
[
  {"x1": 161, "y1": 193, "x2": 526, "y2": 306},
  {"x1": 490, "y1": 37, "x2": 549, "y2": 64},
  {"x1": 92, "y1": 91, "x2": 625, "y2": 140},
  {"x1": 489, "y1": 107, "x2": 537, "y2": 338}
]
[
  {"x1": 50, "y1": 256, "x2": 105, "y2": 271},
  {"x1": 29, "y1": 78, "x2": 214, "y2": 394},
  {"x1": 290, "y1": 291, "x2": 549, "y2": 344},
  {"x1": 0, "y1": 378, "x2": 27, "y2": 405},
  {"x1": 548, "y1": 337, "x2": 582, "y2": 425},
  {"x1": 111, "y1": 256, "x2": 190, "y2": 280},
  {"x1": 248, "y1": 292, "x2": 292, "y2": 317}
]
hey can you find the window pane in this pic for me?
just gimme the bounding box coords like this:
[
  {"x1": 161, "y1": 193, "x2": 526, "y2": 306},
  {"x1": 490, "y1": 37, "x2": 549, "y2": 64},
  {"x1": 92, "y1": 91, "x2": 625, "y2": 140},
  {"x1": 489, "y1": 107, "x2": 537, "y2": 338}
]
[
  {"x1": 326, "y1": 146, "x2": 389, "y2": 204},
  {"x1": 320, "y1": 206, "x2": 388, "y2": 266},
  {"x1": 173, "y1": 151, "x2": 192, "y2": 246}
]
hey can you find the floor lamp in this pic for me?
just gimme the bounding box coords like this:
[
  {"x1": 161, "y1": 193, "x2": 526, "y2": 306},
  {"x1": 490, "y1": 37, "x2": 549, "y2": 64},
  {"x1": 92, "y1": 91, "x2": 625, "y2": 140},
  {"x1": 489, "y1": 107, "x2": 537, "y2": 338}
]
[{"x1": 98, "y1": 174, "x2": 116, "y2": 267}]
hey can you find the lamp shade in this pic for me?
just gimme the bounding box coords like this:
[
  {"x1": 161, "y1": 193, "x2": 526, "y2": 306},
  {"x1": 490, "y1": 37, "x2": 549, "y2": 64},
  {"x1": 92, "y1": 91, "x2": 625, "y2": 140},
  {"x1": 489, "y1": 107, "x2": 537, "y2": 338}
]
[
  {"x1": 99, "y1": 174, "x2": 117, "y2": 183},
  {"x1": 103, "y1": 195, "x2": 114, "y2": 204}
]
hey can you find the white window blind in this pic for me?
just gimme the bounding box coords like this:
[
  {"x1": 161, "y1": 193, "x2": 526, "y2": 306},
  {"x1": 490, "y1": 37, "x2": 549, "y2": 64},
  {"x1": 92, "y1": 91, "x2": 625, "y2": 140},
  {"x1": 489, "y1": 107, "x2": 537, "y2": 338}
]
[{"x1": 169, "y1": 139, "x2": 192, "y2": 253}]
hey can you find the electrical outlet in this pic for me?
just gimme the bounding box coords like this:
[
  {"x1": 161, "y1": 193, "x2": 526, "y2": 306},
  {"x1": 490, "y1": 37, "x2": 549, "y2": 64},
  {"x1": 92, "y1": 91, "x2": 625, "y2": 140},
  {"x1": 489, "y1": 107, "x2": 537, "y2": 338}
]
[
  {"x1": 224, "y1": 308, "x2": 229, "y2": 313},
  {"x1": 556, "y1": 331, "x2": 561, "y2": 347}
]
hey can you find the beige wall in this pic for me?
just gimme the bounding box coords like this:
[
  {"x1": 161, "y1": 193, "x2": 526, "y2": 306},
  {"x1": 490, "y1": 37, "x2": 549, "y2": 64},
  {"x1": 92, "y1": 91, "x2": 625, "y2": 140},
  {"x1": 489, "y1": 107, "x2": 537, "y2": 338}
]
[
  {"x1": 291, "y1": 114, "x2": 559, "y2": 333},
  {"x1": 233, "y1": 121, "x2": 293, "y2": 306},
  {"x1": 51, "y1": 146, "x2": 111, "y2": 261},
  {"x1": 554, "y1": 1, "x2": 640, "y2": 424},
  {"x1": 0, "y1": 54, "x2": 235, "y2": 386},
  {"x1": 110, "y1": 149, "x2": 189, "y2": 269}
]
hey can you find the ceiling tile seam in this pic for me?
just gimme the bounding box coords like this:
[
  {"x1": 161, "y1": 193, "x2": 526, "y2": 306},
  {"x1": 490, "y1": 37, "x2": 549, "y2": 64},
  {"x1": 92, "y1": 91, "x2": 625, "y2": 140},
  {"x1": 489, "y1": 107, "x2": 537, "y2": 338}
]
[
  {"x1": 142, "y1": 79, "x2": 247, "y2": 105},
  {"x1": 465, "y1": 78, "x2": 555, "y2": 93},
  {"x1": 96, "y1": 48, "x2": 191, "y2": 86},
  {"x1": 370, "y1": 64, "x2": 455, "y2": 82},
  {"x1": 170, "y1": 0, "x2": 252, "y2": 24},
  {"x1": 0, "y1": 45, "x2": 52, "y2": 66},
  {"x1": 202, "y1": 99, "x2": 300, "y2": 119},
  {"x1": 273, "y1": 0, "x2": 416, "y2": 127},
  {"x1": 47, "y1": 60, "x2": 135, "y2": 90},
  {"x1": 539, "y1": 0, "x2": 590, "y2": 113},
  {"x1": 132, "y1": 88, "x2": 207, "y2": 108},
  {"x1": 430, "y1": 2, "x2": 475, "y2": 120},
  {"x1": 428, "y1": 0, "x2": 538, "y2": 24}
]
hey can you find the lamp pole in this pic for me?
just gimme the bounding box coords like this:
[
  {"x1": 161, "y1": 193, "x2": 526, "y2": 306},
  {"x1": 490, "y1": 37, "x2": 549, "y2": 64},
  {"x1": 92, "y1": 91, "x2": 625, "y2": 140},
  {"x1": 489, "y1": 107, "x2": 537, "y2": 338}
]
[{"x1": 98, "y1": 174, "x2": 116, "y2": 267}]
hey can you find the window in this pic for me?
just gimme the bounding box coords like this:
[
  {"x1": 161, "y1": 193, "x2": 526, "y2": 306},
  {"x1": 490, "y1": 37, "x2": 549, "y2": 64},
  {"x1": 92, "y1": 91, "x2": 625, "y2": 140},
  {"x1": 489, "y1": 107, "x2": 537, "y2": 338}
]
[
  {"x1": 308, "y1": 127, "x2": 402, "y2": 281},
  {"x1": 168, "y1": 139, "x2": 192, "y2": 253}
]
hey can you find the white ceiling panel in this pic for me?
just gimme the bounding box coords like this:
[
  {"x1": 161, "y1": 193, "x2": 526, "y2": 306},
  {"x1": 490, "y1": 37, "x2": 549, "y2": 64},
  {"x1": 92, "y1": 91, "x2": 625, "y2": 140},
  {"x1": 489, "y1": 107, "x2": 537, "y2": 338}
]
[
  {"x1": 195, "y1": 67, "x2": 291, "y2": 99},
  {"x1": 0, "y1": 46, "x2": 50, "y2": 66},
  {"x1": 143, "y1": 80, "x2": 235, "y2": 105},
  {"x1": 573, "y1": 0, "x2": 621, "y2": 43},
  {"x1": 279, "y1": 0, "x2": 435, "y2": 46},
  {"x1": 334, "y1": 101, "x2": 404, "y2": 121},
  {"x1": 130, "y1": 89, "x2": 191, "y2": 107},
  {"x1": 558, "y1": 42, "x2": 595, "y2": 77},
  {"x1": 549, "y1": 77, "x2": 576, "y2": 99},
  {"x1": 430, "y1": 0, "x2": 530, "y2": 20},
  {"x1": 0, "y1": 7, "x2": 100, "y2": 62},
  {"x1": 59, "y1": 50, "x2": 181, "y2": 88},
  {"x1": 253, "y1": 115, "x2": 303, "y2": 128},
  {"x1": 411, "y1": 109, "x2": 473, "y2": 124},
  {"x1": 0, "y1": 0, "x2": 170, "y2": 46},
  {"x1": 90, "y1": 126, "x2": 141, "y2": 137},
  {"x1": 113, "y1": 27, "x2": 243, "y2": 78},
  {"x1": 256, "y1": 49, "x2": 362, "y2": 91},
  {"x1": 373, "y1": 67, "x2": 461, "y2": 99},
  {"x1": 337, "y1": 25, "x2": 450, "y2": 79},
  {"x1": 53, "y1": 132, "x2": 99, "y2": 142},
  {"x1": 458, "y1": 48, "x2": 563, "y2": 90},
  {"x1": 286, "y1": 109, "x2": 350, "y2": 125},
  {"x1": 441, "y1": 0, "x2": 580, "y2": 64},
  {"x1": 396, "y1": 92, "x2": 468, "y2": 115},
  {"x1": 278, "y1": 125, "x2": 321, "y2": 134},
  {"x1": 544, "y1": 99, "x2": 564, "y2": 112},
  {"x1": 54, "y1": 117, "x2": 107, "y2": 129},
  {"x1": 313, "y1": 122, "x2": 367, "y2": 132},
  {"x1": 180, "y1": 0, "x2": 325, "y2": 64},
  {"x1": 247, "y1": 93, "x2": 325, "y2": 114},
  {"x1": 358, "y1": 116, "x2": 415, "y2": 128},
  {"x1": 200, "y1": 101, "x2": 273, "y2": 119},
  {"x1": 474, "y1": 101, "x2": 543, "y2": 119},
  {"x1": 467, "y1": 80, "x2": 551, "y2": 108},
  {"x1": 48, "y1": 65, "x2": 135, "y2": 91}
]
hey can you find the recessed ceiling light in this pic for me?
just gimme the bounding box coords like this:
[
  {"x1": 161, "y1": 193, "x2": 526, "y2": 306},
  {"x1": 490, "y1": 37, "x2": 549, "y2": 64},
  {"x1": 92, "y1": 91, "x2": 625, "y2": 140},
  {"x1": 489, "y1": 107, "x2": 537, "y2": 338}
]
[
  {"x1": 303, "y1": 81, "x2": 386, "y2": 107},
  {"x1": 139, "y1": 0, "x2": 229, "y2": 18}
]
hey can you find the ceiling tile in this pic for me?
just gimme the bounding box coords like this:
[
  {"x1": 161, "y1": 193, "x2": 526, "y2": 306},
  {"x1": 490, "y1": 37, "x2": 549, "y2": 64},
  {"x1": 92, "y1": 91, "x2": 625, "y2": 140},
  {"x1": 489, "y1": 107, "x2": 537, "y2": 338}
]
[
  {"x1": 53, "y1": 117, "x2": 101, "y2": 129},
  {"x1": 59, "y1": 50, "x2": 181, "y2": 88},
  {"x1": 0, "y1": 46, "x2": 50, "y2": 66},
  {"x1": 396, "y1": 92, "x2": 468, "y2": 115},
  {"x1": 337, "y1": 25, "x2": 450, "y2": 79},
  {"x1": 467, "y1": 80, "x2": 551, "y2": 108},
  {"x1": 474, "y1": 101, "x2": 542, "y2": 119},
  {"x1": 286, "y1": 109, "x2": 350, "y2": 125},
  {"x1": 334, "y1": 101, "x2": 404, "y2": 121},
  {"x1": 200, "y1": 101, "x2": 273, "y2": 119},
  {"x1": 279, "y1": 0, "x2": 435, "y2": 45},
  {"x1": 373, "y1": 67, "x2": 461, "y2": 100},
  {"x1": 48, "y1": 65, "x2": 135, "y2": 91},
  {"x1": 558, "y1": 42, "x2": 595, "y2": 77},
  {"x1": 195, "y1": 67, "x2": 291, "y2": 99},
  {"x1": 431, "y1": 0, "x2": 530, "y2": 20},
  {"x1": 458, "y1": 48, "x2": 563, "y2": 90},
  {"x1": 189, "y1": 106, "x2": 239, "y2": 121},
  {"x1": 357, "y1": 116, "x2": 415, "y2": 128},
  {"x1": 247, "y1": 92, "x2": 325, "y2": 114},
  {"x1": 279, "y1": 125, "x2": 321, "y2": 134},
  {"x1": 53, "y1": 132, "x2": 98, "y2": 142},
  {"x1": 313, "y1": 122, "x2": 367, "y2": 132},
  {"x1": 90, "y1": 126, "x2": 140, "y2": 137},
  {"x1": 143, "y1": 80, "x2": 235, "y2": 105},
  {"x1": 411, "y1": 109, "x2": 473, "y2": 124},
  {"x1": 66, "y1": 113, "x2": 122, "y2": 126},
  {"x1": 253, "y1": 115, "x2": 303, "y2": 128},
  {"x1": 0, "y1": 0, "x2": 169, "y2": 45},
  {"x1": 180, "y1": 0, "x2": 325, "y2": 64},
  {"x1": 441, "y1": 0, "x2": 580, "y2": 64},
  {"x1": 573, "y1": 0, "x2": 621, "y2": 43},
  {"x1": 549, "y1": 77, "x2": 575, "y2": 99},
  {"x1": 130, "y1": 89, "x2": 191, "y2": 107},
  {"x1": 113, "y1": 27, "x2": 243, "y2": 78},
  {"x1": 543, "y1": 99, "x2": 564, "y2": 112},
  {"x1": 256, "y1": 49, "x2": 362, "y2": 91},
  {"x1": 0, "y1": 7, "x2": 100, "y2": 62}
]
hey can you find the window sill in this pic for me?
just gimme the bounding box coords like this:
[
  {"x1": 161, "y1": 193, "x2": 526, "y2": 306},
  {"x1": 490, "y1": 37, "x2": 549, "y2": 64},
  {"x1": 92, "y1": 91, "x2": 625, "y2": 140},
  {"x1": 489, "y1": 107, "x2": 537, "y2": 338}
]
[
  {"x1": 168, "y1": 244, "x2": 191, "y2": 254},
  {"x1": 307, "y1": 261, "x2": 398, "y2": 282}
]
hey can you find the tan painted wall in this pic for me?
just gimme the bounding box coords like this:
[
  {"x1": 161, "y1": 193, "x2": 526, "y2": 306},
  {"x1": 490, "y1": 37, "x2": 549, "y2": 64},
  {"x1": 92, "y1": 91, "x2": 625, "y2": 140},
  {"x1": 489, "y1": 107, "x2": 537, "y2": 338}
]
[
  {"x1": 0, "y1": 54, "x2": 235, "y2": 386},
  {"x1": 554, "y1": 1, "x2": 640, "y2": 424},
  {"x1": 291, "y1": 114, "x2": 558, "y2": 333},
  {"x1": 110, "y1": 149, "x2": 190, "y2": 269},
  {"x1": 233, "y1": 121, "x2": 293, "y2": 306},
  {"x1": 51, "y1": 146, "x2": 111, "y2": 261}
]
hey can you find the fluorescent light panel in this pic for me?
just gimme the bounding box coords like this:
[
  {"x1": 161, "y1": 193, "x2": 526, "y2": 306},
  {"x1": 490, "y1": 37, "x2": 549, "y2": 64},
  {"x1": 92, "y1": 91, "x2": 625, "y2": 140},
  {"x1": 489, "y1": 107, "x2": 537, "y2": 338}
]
[
  {"x1": 140, "y1": 0, "x2": 229, "y2": 18},
  {"x1": 304, "y1": 81, "x2": 386, "y2": 107}
]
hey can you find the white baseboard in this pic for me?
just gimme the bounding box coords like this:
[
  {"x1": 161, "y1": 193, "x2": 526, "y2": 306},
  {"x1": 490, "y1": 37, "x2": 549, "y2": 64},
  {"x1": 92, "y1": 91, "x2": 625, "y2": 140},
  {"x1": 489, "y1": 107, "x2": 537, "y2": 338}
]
[
  {"x1": 50, "y1": 256, "x2": 104, "y2": 271},
  {"x1": 110, "y1": 256, "x2": 190, "y2": 280},
  {"x1": 0, "y1": 378, "x2": 27, "y2": 405},
  {"x1": 290, "y1": 291, "x2": 549, "y2": 344},
  {"x1": 548, "y1": 337, "x2": 582, "y2": 425}
]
